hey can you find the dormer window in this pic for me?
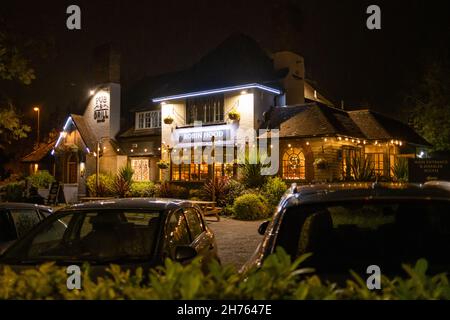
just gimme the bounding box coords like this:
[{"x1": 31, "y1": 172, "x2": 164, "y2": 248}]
[{"x1": 135, "y1": 110, "x2": 161, "y2": 129}]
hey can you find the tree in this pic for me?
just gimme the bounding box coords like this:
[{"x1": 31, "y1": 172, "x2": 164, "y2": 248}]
[
  {"x1": 407, "y1": 60, "x2": 450, "y2": 153},
  {"x1": 0, "y1": 27, "x2": 35, "y2": 150}
]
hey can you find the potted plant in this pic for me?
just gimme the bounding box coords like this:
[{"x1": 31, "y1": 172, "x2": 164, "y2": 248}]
[
  {"x1": 157, "y1": 160, "x2": 169, "y2": 170},
  {"x1": 163, "y1": 116, "x2": 174, "y2": 125},
  {"x1": 314, "y1": 158, "x2": 328, "y2": 170},
  {"x1": 228, "y1": 110, "x2": 240, "y2": 121}
]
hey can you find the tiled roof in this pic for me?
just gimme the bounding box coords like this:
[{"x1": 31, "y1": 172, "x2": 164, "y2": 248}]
[
  {"x1": 260, "y1": 103, "x2": 365, "y2": 138},
  {"x1": 348, "y1": 110, "x2": 431, "y2": 146},
  {"x1": 261, "y1": 104, "x2": 430, "y2": 146},
  {"x1": 21, "y1": 140, "x2": 56, "y2": 162},
  {"x1": 117, "y1": 127, "x2": 161, "y2": 139},
  {"x1": 70, "y1": 114, "x2": 97, "y2": 150}
]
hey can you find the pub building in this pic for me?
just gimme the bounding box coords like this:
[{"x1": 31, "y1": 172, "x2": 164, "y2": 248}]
[{"x1": 49, "y1": 36, "x2": 430, "y2": 201}]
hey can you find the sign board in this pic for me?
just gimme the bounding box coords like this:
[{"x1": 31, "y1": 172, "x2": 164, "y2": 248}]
[
  {"x1": 93, "y1": 93, "x2": 109, "y2": 123},
  {"x1": 175, "y1": 126, "x2": 232, "y2": 144},
  {"x1": 408, "y1": 158, "x2": 450, "y2": 183},
  {"x1": 47, "y1": 182, "x2": 66, "y2": 205}
]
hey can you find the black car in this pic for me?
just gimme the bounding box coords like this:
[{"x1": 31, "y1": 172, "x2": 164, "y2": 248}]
[
  {"x1": 0, "y1": 198, "x2": 219, "y2": 274},
  {"x1": 0, "y1": 203, "x2": 52, "y2": 254},
  {"x1": 242, "y1": 182, "x2": 450, "y2": 280}
]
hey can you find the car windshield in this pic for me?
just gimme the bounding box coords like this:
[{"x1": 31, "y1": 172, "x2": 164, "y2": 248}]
[
  {"x1": 276, "y1": 200, "x2": 450, "y2": 276},
  {"x1": 3, "y1": 210, "x2": 162, "y2": 263}
]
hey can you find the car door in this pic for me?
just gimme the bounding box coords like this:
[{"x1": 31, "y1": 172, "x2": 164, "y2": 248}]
[
  {"x1": 162, "y1": 208, "x2": 193, "y2": 262},
  {"x1": 184, "y1": 207, "x2": 217, "y2": 262}
]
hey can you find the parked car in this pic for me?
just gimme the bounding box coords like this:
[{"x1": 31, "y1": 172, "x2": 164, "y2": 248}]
[
  {"x1": 242, "y1": 182, "x2": 450, "y2": 281},
  {"x1": 0, "y1": 203, "x2": 52, "y2": 254},
  {"x1": 0, "y1": 198, "x2": 219, "y2": 275}
]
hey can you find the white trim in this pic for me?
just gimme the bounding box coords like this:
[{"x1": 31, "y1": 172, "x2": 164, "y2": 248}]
[{"x1": 152, "y1": 83, "x2": 281, "y2": 102}]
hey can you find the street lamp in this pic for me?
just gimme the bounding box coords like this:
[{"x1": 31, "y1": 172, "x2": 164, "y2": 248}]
[{"x1": 33, "y1": 107, "x2": 40, "y2": 144}]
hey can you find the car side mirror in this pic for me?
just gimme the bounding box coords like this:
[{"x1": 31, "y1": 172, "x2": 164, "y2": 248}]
[
  {"x1": 175, "y1": 245, "x2": 197, "y2": 262},
  {"x1": 258, "y1": 220, "x2": 270, "y2": 235}
]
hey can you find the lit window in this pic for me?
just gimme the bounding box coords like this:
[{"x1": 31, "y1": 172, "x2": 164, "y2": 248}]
[
  {"x1": 131, "y1": 159, "x2": 150, "y2": 181},
  {"x1": 366, "y1": 153, "x2": 384, "y2": 176},
  {"x1": 282, "y1": 147, "x2": 305, "y2": 180},
  {"x1": 186, "y1": 94, "x2": 224, "y2": 125},
  {"x1": 136, "y1": 111, "x2": 161, "y2": 129}
]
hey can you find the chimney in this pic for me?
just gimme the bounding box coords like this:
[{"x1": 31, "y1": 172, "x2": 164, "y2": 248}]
[
  {"x1": 93, "y1": 43, "x2": 121, "y2": 84},
  {"x1": 273, "y1": 51, "x2": 305, "y2": 105}
]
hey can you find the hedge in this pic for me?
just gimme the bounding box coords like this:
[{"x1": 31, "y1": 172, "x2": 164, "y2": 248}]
[{"x1": 0, "y1": 248, "x2": 448, "y2": 300}]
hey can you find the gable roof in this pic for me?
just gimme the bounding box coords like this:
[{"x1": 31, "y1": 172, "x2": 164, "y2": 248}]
[
  {"x1": 21, "y1": 140, "x2": 56, "y2": 163},
  {"x1": 348, "y1": 110, "x2": 431, "y2": 146},
  {"x1": 70, "y1": 114, "x2": 97, "y2": 150}
]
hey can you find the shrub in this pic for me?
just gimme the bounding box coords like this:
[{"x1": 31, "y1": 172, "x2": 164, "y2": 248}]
[
  {"x1": 1, "y1": 181, "x2": 25, "y2": 202},
  {"x1": 157, "y1": 182, "x2": 189, "y2": 199},
  {"x1": 26, "y1": 170, "x2": 55, "y2": 189},
  {"x1": 238, "y1": 160, "x2": 268, "y2": 188},
  {"x1": 130, "y1": 181, "x2": 157, "y2": 197},
  {"x1": 224, "y1": 179, "x2": 245, "y2": 205},
  {"x1": 232, "y1": 193, "x2": 269, "y2": 220},
  {"x1": 220, "y1": 205, "x2": 234, "y2": 216},
  {"x1": 262, "y1": 177, "x2": 288, "y2": 209},
  {"x1": 201, "y1": 177, "x2": 230, "y2": 207},
  {"x1": 0, "y1": 248, "x2": 448, "y2": 300},
  {"x1": 392, "y1": 158, "x2": 409, "y2": 182},
  {"x1": 86, "y1": 174, "x2": 114, "y2": 197},
  {"x1": 348, "y1": 154, "x2": 375, "y2": 181},
  {"x1": 113, "y1": 166, "x2": 134, "y2": 198},
  {"x1": 189, "y1": 188, "x2": 207, "y2": 201}
]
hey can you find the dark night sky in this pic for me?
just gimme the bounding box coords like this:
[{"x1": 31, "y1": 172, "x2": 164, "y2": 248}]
[{"x1": 1, "y1": 0, "x2": 450, "y2": 140}]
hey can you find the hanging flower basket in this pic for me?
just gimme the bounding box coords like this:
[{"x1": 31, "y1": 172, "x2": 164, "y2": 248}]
[
  {"x1": 228, "y1": 110, "x2": 240, "y2": 121},
  {"x1": 314, "y1": 158, "x2": 328, "y2": 170},
  {"x1": 163, "y1": 116, "x2": 174, "y2": 125},
  {"x1": 157, "y1": 160, "x2": 169, "y2": 170}
]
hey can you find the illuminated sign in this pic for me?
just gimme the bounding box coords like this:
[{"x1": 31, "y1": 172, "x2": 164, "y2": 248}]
[
  {"x1": 94, "y1": 93, "x2": 109, "y2": 123},
  {"x1": 174, "y1": 125, "x2": 232, "y2": 144}
]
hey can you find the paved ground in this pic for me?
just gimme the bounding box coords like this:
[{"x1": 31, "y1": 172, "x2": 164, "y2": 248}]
[{"x1": 206, "y1": 217, "x2": 264, "y2": 269}]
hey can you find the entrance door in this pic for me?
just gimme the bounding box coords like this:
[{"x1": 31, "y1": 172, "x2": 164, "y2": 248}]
[{"x1": 67, "y1": 154, "x2": 78, "y2": 184}]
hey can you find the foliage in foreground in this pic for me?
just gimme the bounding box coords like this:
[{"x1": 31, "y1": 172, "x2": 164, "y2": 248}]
[{"x1": 1, "y1": 248, "x2": 448, "y2": 300}]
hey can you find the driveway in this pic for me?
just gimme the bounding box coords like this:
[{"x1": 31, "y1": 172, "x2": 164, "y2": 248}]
[{"x1": 206, "y1": 217, "x2": 264, "y2": 269}]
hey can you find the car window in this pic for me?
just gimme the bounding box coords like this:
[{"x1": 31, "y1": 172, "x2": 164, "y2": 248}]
[
  {"x1": 184, "y1": 208, "x2": 204, "y2": 239},
  {"x1": 28, "y1": 213, "x2": 73, "y2": 257},
  {"x1": 276, "y1": 201, "x2": 450, "y2": 275},
  {"x1": 0, "y1": 210, "x2": 17, "y2": 242},
  {"x1": 9, "y1": 209, "x2": 42, "y2": 238},
  {"x1": 164, "y1": 209, "x2": 191, "y2": 257},
  {"x1": 39, "y1": 209, "x2": 52, "y2": 219}
]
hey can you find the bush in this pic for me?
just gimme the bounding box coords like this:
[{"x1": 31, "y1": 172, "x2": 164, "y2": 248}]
[
  {"x1": 130, "y1": 181, "x2": 157, "y2": 197},
  {"x1": 232, "y1": 193, "x2": 269, "y2": 220},
  {"x1": 189, "y1": 188, "x2": 207, "y2": 201},
  {"x1": 1, "y1": 181, "x2": 25, "y2": 202},
  {"x1": 262, "y1": 177, "x2": 288, "y2": 209},
  {"x1": 0, "y1": 248, "x2": 448, "y2": 300},
  {"x1": 157, "y1": 182, "x2": 189, "y2": 199},
  {"x1": 113, "y1": 166, "x2": 134, "y2": 198},
  {"x1": 26, "y1": 170, "x2": 55, "y2": 189},
  {"x1": 201, "y1": 177, "x2": 230, "y2": 207},
  {"x1": 224, "y1": 179, "x2": 245, "y2": 205},
  {"x1": 220, "y1": 205, "x2": 234, "y2": 216},
  {"x1": 86, "y1": 174, "x2": 114, "y2": 197},
  {"x1": 392, "y1": 158, "x2": 409, "y2": 182},
  {"x1": 238, "y1": 160, "x2": 268, "y2": 188}
]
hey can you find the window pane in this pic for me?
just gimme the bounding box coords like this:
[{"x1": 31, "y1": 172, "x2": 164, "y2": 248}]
[
  {"x1": 184, "y1": 208, "x2": 204, "y2": 239},
  {"x1": 10, "y1": 209, "x2": 41, "y2": 238}
]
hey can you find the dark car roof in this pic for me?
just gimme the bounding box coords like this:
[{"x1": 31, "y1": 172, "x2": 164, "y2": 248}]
[
  {"x1": 285, "y1": 182, "x2": 450, "y2": 207},
  {"x1": 0, "y1": 203, "x2": 52, "y2": 212},
  {"x1": 58, "y1": 198, "x2": 194, "y2": 213}
]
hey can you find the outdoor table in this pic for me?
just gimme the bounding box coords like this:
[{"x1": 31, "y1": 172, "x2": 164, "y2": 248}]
[{"x1": 189, "y1": 200, "x2": 220, "y2": 221}]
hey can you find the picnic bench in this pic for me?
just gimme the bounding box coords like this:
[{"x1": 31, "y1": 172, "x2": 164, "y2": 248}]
[{"x1": 189, "y1": 200, "x2": 220, "y2": 221}]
